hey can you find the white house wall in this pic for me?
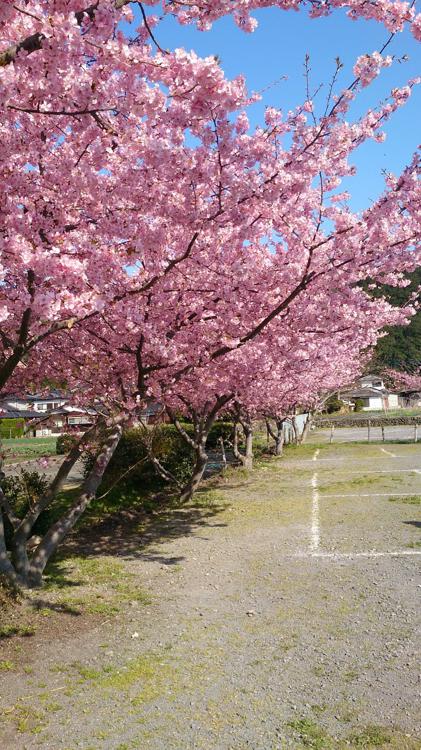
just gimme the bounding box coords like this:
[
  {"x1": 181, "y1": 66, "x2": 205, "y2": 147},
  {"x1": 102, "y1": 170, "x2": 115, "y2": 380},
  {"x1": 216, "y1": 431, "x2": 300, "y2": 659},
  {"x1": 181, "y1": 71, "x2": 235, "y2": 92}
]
[{"x1": 363, "y1": 397, "x2": 383, "y2": 410}]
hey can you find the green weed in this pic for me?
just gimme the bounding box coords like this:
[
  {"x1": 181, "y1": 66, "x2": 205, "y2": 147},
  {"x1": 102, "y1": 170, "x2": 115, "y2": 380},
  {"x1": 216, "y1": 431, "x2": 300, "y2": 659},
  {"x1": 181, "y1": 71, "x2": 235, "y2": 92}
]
[
  {"x1": 348, "y1": 725, "x2": 392, "y2": 747},
  {"x1": 0, "y1": 660, "x2": 15, "y2": 671},
  {"x1": 288, "y1": 718, "x2": 332, "y2": 749},
  {"x1": 388, "y1": 495, "x2": 421, "y2": 505},
  {"x1": 0, "y1": 624, "x2": 35, "y2": 638}
]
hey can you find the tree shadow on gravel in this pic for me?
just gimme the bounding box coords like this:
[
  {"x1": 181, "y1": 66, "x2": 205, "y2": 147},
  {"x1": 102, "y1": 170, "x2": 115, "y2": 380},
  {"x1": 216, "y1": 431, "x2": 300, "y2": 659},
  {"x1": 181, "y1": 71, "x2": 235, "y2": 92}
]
[
  {"x1": 30, "y1": 598, "x2": 82, "y2": 616},
  {"x1": 59, "y1": 494, "x2": 229, "y2": 567}
]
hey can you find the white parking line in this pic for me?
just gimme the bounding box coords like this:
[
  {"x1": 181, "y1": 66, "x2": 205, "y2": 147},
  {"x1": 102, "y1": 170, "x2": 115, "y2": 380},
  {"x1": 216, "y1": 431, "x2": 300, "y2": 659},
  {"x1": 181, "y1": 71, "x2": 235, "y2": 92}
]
[
  {"x1": 311, "y1": 451, "x2": 320, "y2": 552},
  {"x1": 347, "y1": 469, "x2": 419, "y2": 474},
  {"x1": 295, "y1": 550, "x2": 421, "y2": 559},
  {"x1": 301, "y1": 445, "x2": 421, "y2": 559},
  {"x1": 321, "y1": 492, "x2": 417, "y2": 497},
  {"x1": 283, "y1": 456, "x2": 410, "y2": 465},
  {"x1": 380, "y1": 447, "x2": 397, "y2": 458},
  {"x1": 311, "y1": 475, "x2": 320, "y2": 551}
]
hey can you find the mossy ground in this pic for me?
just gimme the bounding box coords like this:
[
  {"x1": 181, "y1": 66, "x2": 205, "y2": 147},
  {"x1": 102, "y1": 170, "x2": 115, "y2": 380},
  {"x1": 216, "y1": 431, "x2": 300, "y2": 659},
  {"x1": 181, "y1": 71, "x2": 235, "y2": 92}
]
[{"x1": 1, "y1": 440, "x2": 420, "y2": 748}]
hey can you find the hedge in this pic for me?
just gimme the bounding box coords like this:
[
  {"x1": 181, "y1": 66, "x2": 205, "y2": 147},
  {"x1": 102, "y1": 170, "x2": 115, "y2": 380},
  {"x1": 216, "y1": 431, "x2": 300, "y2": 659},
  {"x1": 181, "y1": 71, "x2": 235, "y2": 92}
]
[
  {"x1": 83, "y1": 421, "x2": 234, "y2": 493},
  {"x1": 0, "y1": 418, "x2": 25, "y2": 439},
  {"x1": 56, "y1": 433, "x2": 79, "y2": 454}
]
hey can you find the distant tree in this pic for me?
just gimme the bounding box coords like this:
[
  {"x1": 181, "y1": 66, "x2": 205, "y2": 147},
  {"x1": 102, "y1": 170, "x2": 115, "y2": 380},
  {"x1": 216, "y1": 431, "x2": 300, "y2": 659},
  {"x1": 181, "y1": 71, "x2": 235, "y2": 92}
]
[
  {"x1": 325, "y1": 396, "x2": 345, "y2": 414},
  {"x1": 368, "y1": 269, "x2": 421, "y2": 372},
  {"x1": 354, "y1": 398, "x2": 365, "y2": 412}
]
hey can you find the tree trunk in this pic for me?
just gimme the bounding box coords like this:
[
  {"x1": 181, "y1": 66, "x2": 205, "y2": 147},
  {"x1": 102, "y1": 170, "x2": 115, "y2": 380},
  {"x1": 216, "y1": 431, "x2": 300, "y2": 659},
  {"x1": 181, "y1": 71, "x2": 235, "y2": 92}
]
[
  {"x1": 149, "y1": 453, "x2": 181, "y2": 486},
  {"x1": 233, "y1": 419, "x2": 253, "y2": 469},
  {"x1": 0, "y1": 500, "x2": 20, "y2": 584},
  {"x1": 168, "y1": 394, "x2": 233, "y2": 504},
  {"x1": 291, "y1": 416, "x2": 299, "y2": 444},
  {"x1": 179, "y1": 443, "x2": 208, "y2": 503},
  {"x1": 232, "y1": 420, "x2": 243, "y2": 464},
  {"x1": 9, "y1": 422, "x2": 100, "y2": 581},
  {"x1": 243, "y1": 423, "x2": 253, "y2": 469},
  {"x1": 219, "y1": 437, "x2": 227, "y2": 471},
  {"x1": 274, "y1": 420, "x2": 285, "y2": 455},
  {"x1": 265, "y1": 418, "x2": 283, "y2": 455},
  {"x1": 300, "y1": 413, "x2": 313, "y2": 444},
  {"x1": 27, "y1": 422, "x2": 123, "y2": 587}
]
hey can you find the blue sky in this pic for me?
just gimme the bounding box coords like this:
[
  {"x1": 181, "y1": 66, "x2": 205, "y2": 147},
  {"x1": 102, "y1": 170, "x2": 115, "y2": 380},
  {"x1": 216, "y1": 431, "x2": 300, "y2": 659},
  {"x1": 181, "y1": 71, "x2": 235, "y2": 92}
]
[{"x1": 126, "y1": 6, "x2": 420, "y2": 212}]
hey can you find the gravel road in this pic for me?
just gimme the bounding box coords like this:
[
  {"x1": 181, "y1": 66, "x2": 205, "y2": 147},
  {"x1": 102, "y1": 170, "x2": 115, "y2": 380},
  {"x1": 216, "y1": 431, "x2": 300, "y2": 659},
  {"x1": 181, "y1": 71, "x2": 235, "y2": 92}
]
[
  {"x1": 313, "y1": 424, "x2": 421, "y2": 444},
  {"x1": 0, "y1": 441, "x2": 420, "y2": 749}
]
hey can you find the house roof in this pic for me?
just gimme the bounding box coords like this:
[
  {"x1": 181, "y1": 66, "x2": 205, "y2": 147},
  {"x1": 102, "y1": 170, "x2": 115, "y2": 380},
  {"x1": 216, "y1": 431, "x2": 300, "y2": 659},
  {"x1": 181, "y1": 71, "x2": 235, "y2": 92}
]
[
  {"x1": 140, "y1": 402, "x2": 164, "y2": 417},
  {"x1": 25, "y1": 392, "x2": 67, "y2": 403},
  {"x1": 341, "y1": 388, "x2": 389, "y2": 399},
  {"x1": 0, "y1": 408, "x2": 39, "y2": 419},
  {"x1": 2, "y1": 392, "x2": 68, "y2": 404}
]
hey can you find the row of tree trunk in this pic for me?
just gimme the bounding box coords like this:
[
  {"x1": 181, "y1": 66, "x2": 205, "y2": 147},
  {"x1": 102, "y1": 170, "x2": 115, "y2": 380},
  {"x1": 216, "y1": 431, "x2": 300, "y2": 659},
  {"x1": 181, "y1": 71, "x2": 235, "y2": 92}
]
[{"x1": 0, "y1": 407, "x2": 312, "y2": 588}]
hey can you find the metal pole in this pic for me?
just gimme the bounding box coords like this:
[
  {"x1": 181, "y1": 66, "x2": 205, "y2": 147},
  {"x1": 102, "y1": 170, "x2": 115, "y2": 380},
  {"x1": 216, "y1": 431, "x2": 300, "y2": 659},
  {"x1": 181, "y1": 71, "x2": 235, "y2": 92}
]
[
  {"x1": 381, "y1": 426, "x2": 385, "y2": 442},
  {"x1": 219, "y1": 437, "x2": 227, "y2": 471},
  {"x1": 415, "y1": 424, "x2": 418, "y2": 444},
  {"x1": 330, "y1": 424, "x2": 334, "y2": 444},
  {"x1": 368, "y1": 420, "x2": 371, "y2": 443}
]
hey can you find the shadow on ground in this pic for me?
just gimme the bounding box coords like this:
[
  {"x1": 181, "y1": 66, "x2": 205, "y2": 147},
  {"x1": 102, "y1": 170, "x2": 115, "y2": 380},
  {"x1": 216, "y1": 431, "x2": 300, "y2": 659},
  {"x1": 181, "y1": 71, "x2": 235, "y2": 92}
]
[{"x1": 55, "y1": 491, "x2": 229, "y2": 568}]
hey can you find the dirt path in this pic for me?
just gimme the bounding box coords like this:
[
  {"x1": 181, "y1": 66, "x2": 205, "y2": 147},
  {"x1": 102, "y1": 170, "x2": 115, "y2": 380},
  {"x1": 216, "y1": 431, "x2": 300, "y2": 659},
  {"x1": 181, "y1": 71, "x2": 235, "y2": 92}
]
[{"x1": 1, "y1": 442, "x2": 420, "y2": 749}]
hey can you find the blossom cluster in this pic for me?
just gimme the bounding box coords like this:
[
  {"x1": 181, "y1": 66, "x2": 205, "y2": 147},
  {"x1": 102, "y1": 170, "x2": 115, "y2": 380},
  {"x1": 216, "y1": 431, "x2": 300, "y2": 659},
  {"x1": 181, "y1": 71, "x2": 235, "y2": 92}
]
[
  {"x1": 353, "y1": 51, "x2": 393, "y2": 87},
  {"x1": 0, "y1": 0, "x2": 420, "y2": 426}
]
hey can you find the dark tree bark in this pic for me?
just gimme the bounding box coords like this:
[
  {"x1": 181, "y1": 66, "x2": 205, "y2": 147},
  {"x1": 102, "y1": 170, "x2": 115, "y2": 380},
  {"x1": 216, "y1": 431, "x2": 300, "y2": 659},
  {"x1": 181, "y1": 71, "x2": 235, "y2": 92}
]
[
  {"x1": 167, "y1": 394, "x2": 233, "y2": 503},
  {"x1": 28, "y1": 421, "x2": 123, "y2": 586},
  {"x1": 178, "y1": 440, "x2": 208, "y2": 503},
  {"x1": 0, "y1": 491, "x2": 20, "y2": 584},
  {"x1": 291, "y1": 415, "x2": 299, "y2": 444},
  {"x1": 9, "y1": 422, "x2": 100, "y2": 580},
  {"x1": 265, "y1": 418, "x2": 285, "y2": 455},
  {"x1": 0, "y1": 415, "x2": 126, "y2": 588},
  {"x1": 232, "y1": 404, "x2": 253, "y2": 469},
  {"x1": 299, "y1": 412, "x2": 313, "y2": 444}
]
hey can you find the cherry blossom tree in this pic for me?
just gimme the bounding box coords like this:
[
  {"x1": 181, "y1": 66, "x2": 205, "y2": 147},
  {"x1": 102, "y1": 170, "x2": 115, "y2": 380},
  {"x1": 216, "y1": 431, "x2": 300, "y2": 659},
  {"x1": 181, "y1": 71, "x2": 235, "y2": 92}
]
[
  {"x1": 2, "y1": 58, "x2": 420, "y2": 583},
  {"x1": 384, "y1": 368, "x2": 421, "y2": 391},
  {"x1": 1, "y1": 1, "x2": 421, "y2": 587},
  {"x1": 1, "y1": 0, "x2": 420, "y2": 396}
]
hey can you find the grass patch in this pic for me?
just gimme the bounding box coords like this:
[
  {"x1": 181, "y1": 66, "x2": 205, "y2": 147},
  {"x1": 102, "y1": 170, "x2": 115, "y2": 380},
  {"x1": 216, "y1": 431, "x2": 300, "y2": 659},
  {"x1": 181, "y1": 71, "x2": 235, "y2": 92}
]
[
  {"x1": 285, "y1": 721, "x2": 420, "y2": 750},
  {"x1": 45, "y1": 555, "x2": 128, "y2": 589},
  {"x1": 0, "y1": 660, "x2": 15, "y2": 671},
  {"x1": 0, "y1": 624, "x2": 35, "y2": 639},
  {"x1": 348, "y1": 726, "x2": 392, "y2": 747},
  {"x1": 71, "y1": 652, "x2": 175, "y2": 705},
  {"x1": 343, "y1": 668, "x2": 359, "y2": 683},
  {"x1": 43, "y1": 555, "x2": 152, "y2": 619},
  {"x1": 288, "y1": 718, "x2": 332, "y2": 749},
  {"x1": 388, "y1": 495, "x2": 421, "y2": 505},
  {"x1": 3, "y1": 700, "x2": 48, "y2": 735},
  {"x1": 320, "y1": 474, "x2": 400, "y2": 493},
  {"x1": 191, "y1": 489, "x2": 230, "y2": 510},
  {"x1": 3, "y1": 437, "x2": 57, "y2": 461}
]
